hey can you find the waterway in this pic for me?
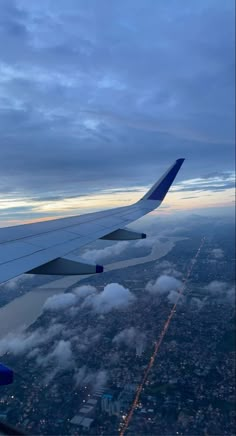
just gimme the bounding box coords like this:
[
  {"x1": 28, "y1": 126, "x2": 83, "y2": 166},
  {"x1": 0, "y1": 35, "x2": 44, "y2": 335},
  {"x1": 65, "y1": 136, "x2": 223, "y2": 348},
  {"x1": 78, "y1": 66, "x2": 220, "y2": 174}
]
[{"x1": 0, "y1": 237, "x2": 185, "y2": 339}]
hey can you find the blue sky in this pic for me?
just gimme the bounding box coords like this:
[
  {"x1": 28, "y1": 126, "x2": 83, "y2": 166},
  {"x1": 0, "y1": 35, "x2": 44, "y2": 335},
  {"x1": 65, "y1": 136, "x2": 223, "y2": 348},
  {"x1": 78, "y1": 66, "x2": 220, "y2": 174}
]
[{"x1": 0, "y1": 0, "x2": 235, "y2": 226}]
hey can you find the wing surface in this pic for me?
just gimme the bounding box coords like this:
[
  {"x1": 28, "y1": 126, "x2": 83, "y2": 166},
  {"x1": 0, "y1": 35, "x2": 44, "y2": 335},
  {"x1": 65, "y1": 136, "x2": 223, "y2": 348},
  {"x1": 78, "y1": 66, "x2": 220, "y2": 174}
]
[{"x1": 0, "y1": 159, "x2": 184, "y2": 284}]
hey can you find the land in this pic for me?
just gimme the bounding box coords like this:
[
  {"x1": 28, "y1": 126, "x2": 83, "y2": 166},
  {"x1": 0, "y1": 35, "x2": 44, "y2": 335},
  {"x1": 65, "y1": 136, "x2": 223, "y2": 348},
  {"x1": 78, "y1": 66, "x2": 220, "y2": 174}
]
[{"x1": 0, "y1": 220, "x2": 235, "y2": 435}]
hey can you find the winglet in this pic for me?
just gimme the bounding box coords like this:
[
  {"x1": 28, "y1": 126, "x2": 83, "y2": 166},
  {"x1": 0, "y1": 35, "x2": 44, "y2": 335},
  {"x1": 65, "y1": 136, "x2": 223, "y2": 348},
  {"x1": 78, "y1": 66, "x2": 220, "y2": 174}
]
[{"x1": 141, "y1": 158, "x2": 185, "y2": 202}]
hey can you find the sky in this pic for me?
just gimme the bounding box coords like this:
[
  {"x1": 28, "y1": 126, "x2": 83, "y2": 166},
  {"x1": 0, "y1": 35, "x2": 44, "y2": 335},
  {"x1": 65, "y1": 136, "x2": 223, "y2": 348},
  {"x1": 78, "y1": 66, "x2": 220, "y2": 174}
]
[{"x1": 0, "y1": 0, "x2": 235, "y2": 227}]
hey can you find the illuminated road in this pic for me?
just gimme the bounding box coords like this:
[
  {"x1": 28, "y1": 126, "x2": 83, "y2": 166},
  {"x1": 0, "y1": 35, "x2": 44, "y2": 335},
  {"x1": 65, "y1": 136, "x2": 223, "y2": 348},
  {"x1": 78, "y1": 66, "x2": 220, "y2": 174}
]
[{"x1": 120, "y1": 238, "x2": 206, "y2": 436}]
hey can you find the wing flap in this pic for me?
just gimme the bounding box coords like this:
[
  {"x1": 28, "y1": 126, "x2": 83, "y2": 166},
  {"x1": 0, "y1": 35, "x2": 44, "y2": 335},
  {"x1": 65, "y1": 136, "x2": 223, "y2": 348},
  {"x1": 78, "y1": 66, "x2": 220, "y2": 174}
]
[{"x1": 28, "y1": 256, "x2": 104, "y2": 275}]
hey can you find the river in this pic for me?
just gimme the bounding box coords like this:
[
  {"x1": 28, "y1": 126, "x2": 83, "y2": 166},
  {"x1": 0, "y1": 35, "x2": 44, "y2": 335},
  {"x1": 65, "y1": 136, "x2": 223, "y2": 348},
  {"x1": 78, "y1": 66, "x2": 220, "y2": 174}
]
[{"x1": 0, "y1": 237, "x2": 184, "y2": 339}]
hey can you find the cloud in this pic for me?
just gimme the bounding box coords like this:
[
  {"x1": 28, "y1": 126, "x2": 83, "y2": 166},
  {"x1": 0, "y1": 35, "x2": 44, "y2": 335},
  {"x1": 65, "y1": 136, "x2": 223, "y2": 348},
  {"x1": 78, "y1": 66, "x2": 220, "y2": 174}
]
[
  {"x1": 0, "y1": 0, "x2": 234, "y2": 224},
  {"x1": 71, "y1": 326, "x2": 102, "y2": 353},
  {"x1": 204, "y1": 280, "x2": 235, "y2": 304},
  {"x1": 0, "y1": 322, "x2": 63, "y2": 356},
  {"x1": 93, "y1": 369, "x2": 108, "y2": 391},
  {"x1": 81, "y1": 241, "x2": 129, "y2": 263},
  {"x1": 155, "y1": 260, "x2": 183, "y2": 279},
  {"x1": 134, "y1": 236, "x2": 159, "y2": 249},
  {"x1": 43, "y1": 293, "x2": 77, "y2": 311},
  {"x1": 211, "y1": 248, "x2": 224, "y2": 259},
  {"x1": 155, "y1": 260, "x2": 173, "y2": 270},
  {"x1": 190, "y1": 297, "x2": 205, "y2": 310},
  {"x1": 42, "y1": 282, "x2": 135, "y2": 316},
  {"x1": 80, "y1": 236, "x2": 165, "y2": 266},
  {"x1": 146, "y1": 274, "x2": 182, "y2": 295},
  {"x1": 73, "y1": 285, "x2": 97, "y2": 298},
  {"x1": 82, "y1": 283, "x2": 135, "y2": 313},
  {"x1": 35, "y1": 338, "x2": 75, "y2": 383},
  {"x1": 50, "y1": 340, "x2": 73, "y2": 369},
  {"x1": 226, "y1": 288, "x2": 235, "y2": 304},
  {"x1": 113, "y1": 327, "x2": 146, "y2": 355},
  {"x1": 172, "y1": 173, "x2": 235, "y2": 193},
  {"x1": 167, "y1": 290, "x2": 184, "y2": 305},
  {"x1": 0, "y1": 273, "x2": 34, "y2": 291},
  {"x1": 74, "y1": 365, "x2": 88, "y2": 387},
  {"x1": 204, "y1": 280, "x2": 228, "y2": 294},
  {"x1": 42, "y1": 282, "x2": 136, "y2": 318},
  {"x1": 74, "y1": 365, "x2": 108, "y2": 391},
  {"x1": 113, "y1": 327, "x2": 137, "y2": 346},
  {"x1": 37, "y1": 339, "x2": 74, "y2": 370}
]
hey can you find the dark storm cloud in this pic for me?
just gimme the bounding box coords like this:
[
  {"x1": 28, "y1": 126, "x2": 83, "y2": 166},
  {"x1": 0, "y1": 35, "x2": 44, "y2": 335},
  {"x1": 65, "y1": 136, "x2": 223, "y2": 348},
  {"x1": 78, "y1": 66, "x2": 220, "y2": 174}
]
[{"x1": 0, "y1": 0, "x2": 234, "y2": 199}]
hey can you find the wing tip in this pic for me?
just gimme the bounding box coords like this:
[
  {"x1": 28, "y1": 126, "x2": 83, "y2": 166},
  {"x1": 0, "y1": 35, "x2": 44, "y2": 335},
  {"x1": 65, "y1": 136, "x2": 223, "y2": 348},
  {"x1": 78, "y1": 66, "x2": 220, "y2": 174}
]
[
  {"x1": 176, "y1": 158, "x2": 185, "y2": 164},
  {"x1": 96, "y1": 264, "x2": 104, "y2": 273},
  {"x1": 142, "y1": 157, "x2": 185, "y2": 202}
]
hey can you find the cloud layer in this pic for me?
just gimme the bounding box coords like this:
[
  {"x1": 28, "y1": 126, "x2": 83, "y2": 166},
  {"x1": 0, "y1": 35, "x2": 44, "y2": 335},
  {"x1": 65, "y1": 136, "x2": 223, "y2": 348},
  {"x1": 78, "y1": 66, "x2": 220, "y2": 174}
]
[{"x1": 0, "y1": 0, "x2": 234, "y2": 223}]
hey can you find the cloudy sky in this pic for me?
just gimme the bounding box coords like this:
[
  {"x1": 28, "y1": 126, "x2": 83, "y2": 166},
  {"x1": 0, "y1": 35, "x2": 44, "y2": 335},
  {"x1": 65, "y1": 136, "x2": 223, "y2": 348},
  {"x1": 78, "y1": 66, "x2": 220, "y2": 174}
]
[{"x1": 0, "y1": 0, "x2": 235, "y2": 226}]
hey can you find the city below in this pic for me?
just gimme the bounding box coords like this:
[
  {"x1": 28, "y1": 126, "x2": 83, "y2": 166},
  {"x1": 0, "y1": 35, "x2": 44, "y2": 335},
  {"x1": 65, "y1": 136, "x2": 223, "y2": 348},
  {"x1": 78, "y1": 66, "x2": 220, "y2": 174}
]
[{"x1": 0, "y1": 216, "x2": 235, "y2": 435}]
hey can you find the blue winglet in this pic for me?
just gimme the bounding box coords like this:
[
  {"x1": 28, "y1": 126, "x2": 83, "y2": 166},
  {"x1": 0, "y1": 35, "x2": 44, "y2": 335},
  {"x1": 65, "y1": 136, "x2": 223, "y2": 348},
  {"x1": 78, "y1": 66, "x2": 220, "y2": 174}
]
[
  {"x1": 145, "y1": 158, "x2": 185, "y2": 201},
  {"x1": 0, "y1": 363, "x2": 14, "y2": 385}
]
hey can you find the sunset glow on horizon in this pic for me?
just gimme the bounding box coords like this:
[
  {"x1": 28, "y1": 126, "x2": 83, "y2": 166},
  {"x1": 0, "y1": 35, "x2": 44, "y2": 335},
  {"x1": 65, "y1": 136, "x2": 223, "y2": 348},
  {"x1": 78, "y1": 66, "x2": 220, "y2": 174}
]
[{"x1": 1, "y1": 172, "x2": 235, "y2": 228}]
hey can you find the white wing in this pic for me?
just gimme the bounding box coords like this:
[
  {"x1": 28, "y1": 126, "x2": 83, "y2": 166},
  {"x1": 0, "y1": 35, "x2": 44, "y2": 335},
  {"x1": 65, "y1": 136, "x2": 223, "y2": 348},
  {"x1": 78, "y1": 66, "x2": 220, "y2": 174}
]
[{"x1": 0, "y1": 159, "x2": 184, "y2": 284}]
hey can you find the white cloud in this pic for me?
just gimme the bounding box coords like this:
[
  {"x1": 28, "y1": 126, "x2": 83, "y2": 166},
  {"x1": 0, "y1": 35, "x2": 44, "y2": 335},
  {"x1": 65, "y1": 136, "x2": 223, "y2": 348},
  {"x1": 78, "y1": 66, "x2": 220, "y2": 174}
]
[
  {"x1": 191, "y1": 297, "x2": 206, "y2": 310},
  {"x1": 211, "y1": 248, "x2": 224, "y2": 259},
  {"x1": 155, "y1": 260, "x2": 183, "y2": 278},
  {"x1": 146, "y1": 275, "x2": 182, "y2": 295},
  {"x1": 74, "y1": 365, "x2": 88, "y2": 387},
  {"x1": 73, "y1": 285, "x2": 97, "y2": 298},
  {"x1": 71, "y1": 327, "x2": 102, "y2": 352},
  {"x1": 167, "y1": 290, "x2": 184, "y2": 305},
  {"x1": 0, "y1": 323, "x2": 63, "y2": 356},
  {"x1": 113, "y1": 326, "x2": 136, "y2": 342},
  {"x1": 134, "y1": 236, "x2": 159, "y2": 249},
  {"x1": 94, "y1": 370, "x2": 108, "y2": 391},
  {"x1": 74, "y1": 366, "x2": 108, "y2": 391},
  {"x1": 41, "y1": 282, "x2": 135, "y2": 316},
  {"x1": 156, "y1": 260, "x2": 173, "y2": 269},
  {"x1": 162, "y1": 267, "x2": 182, "y2": 279},
  {"x1": 43, "y1": 293, "x2": 77, "y2": 311},
  {"x1": 0, "y1": 274, "x2": 34, "y2": 291},
  {"x1": 83, "y1": 283, "x2": 135, "y2": 313},
  {"x1": 204, "y1": 280, "x2": 235, "y2": 304},
  {"x1": 48, "y1": 339, "x2": 74, "y2": 369},
  {"x1": 226, "y1": 287, "x2": 235, "y2": 304},
  {"x1": 204, "y1": 280, "x2": 228, "y2": 294},
  {"x1": 35, "y1": 339, "x2": 75, "y2": 383},
  {"x1": 81, "y1": 241, "x2": 129, "y2": 263},
  {"x1": 113, "y1": 327, "x2": 146, "y2": 355}
]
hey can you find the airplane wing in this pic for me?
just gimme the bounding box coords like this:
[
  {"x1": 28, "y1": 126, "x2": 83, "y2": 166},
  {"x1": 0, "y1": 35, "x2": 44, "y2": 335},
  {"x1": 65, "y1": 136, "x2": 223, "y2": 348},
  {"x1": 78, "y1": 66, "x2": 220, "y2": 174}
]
[{"x1": 0, "y1": 158, "x2": 185, "y2": 285}]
